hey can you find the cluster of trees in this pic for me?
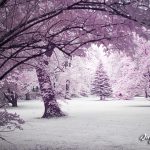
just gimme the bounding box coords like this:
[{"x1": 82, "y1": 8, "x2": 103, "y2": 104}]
[
  {"x1": 0, "y1": 0, "x2": 150, "y2": 121},
  {"x1": 99, "y1": 36, "x2": 150, "y2": 100},
  {"x1": 2, "y1": 47, "x2": 99, "y2": 99},
  {"x1": 4, "y1": 40, "x2": 150, "y2": 102},
  {"x1": 52, "y1": 48, "x2": 100, "y2": 98}
]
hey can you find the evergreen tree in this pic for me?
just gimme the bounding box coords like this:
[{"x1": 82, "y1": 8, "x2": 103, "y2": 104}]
[{"x1": 91, "y1": 62, "x2": 112, "y2": 100}]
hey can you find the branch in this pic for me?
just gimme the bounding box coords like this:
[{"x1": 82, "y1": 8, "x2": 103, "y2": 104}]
[
  {"x1": 0, "y1": 0, "x2": 7, "y2": 8},
  {"x1": 0, "y1": 51, "x2": 46, "y2": 80}
]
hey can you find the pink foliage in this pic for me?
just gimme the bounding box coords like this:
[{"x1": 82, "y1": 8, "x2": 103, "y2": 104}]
[{"x1": 1, "y1": 0, "x2": 150, "y2": 81}]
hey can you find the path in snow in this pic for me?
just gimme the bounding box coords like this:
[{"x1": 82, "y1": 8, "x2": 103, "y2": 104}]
[{"x1": 1, "y1": 97, "x2": 150, "y2": 150}]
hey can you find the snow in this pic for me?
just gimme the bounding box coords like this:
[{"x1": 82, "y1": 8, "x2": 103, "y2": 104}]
[{"x1": 1, "y1": 97, "x2": 150, "y2": 150}]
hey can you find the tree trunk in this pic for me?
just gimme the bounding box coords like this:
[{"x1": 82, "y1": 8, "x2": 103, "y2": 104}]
[
  {"x1": 25, "y1": 92, "x2": 31, "y2": 100},
  {"x1": 11, "y1": 97, "x2": 17, "y2": 107},
  {"x1": 11, "y1": 92, "x2": 18, "y2": 107},
  {"x1": 145, "y1": 90, "x2": 148, "y2": 98},
  {"x1": 100, "y1": 95, "x2": 103, "y2": 100},
  {"x1": 4, "y1": 91, "x2": 18, "y2": 107},
  {"x1": 65, "y1": 80, "x2": 71, "y2": 99},
  {"x1": 36, "y1": 67, "x2": 65, "y2": 118}
]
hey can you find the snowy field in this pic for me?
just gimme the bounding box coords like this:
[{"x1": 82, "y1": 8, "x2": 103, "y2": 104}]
[{"x1": 1, "y1": 97, "x2": 150, "y2": 150}]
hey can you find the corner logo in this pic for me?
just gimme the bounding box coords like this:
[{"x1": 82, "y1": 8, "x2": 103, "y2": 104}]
[{"x1": 139, "y1": 133, "x2": 150, "y2": 144}]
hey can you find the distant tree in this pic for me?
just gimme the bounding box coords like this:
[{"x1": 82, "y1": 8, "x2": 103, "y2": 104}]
[
  {"x1": 4, "y1": 88, "x2": 18, "y2": 107},
  {"x1": 111, "y1": 37, "x2": 150, "y2": 100},
  {"x1": 91, "y1": 62, "x2": 112, "y2": 100},
  {"x1": 51, "y1": 47, "x2": 100, "y2": 98}
]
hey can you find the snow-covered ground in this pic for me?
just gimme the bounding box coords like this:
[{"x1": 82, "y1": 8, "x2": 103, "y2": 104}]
[{"x1": 1, "y1": 97, "x2": 150, "y2": 150}]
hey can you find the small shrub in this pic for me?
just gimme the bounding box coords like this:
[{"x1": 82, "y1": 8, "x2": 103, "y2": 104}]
[{"x1": 0, "y1": 109, "x2": 25, "y2": 131}]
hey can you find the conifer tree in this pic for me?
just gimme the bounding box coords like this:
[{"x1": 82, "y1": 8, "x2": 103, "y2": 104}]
[{"x1": 91, "y1": 62, "x2": 112, "y2": 100}]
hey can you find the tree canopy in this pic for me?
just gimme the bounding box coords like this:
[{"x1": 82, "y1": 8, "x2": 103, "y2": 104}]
[{"x1": 0, "y1": 0, "x2": 150, "y2": 79}]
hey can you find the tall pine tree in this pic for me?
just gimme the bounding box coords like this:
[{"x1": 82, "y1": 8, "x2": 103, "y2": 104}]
[{"x1": 91, "y1": 62, "x2": 112, "y2": 100}]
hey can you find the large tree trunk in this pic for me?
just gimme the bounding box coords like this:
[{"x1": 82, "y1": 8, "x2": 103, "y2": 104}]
[{"x1": 36, "y1": 67, "x2": 65, "y2": 118}]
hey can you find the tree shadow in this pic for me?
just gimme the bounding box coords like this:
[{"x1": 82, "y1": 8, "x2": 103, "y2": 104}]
[
  {"x1": 80, "y1": 99, "x2": 115, "y2": 101},
  {"x1": 35, "y1": 115, "x2": 69, "y2": 120},
  {"x1": 127, "y1": 105, "x2": 150, "y2": 107}
]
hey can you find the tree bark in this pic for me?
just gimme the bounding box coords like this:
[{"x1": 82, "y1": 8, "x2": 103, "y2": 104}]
[{"x1": 36, "y1": 67, "x2": 65, "y2": 118}]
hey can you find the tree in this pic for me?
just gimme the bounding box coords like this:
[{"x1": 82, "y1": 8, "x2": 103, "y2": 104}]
[
  {"x1": 0, "y1": 0, "x2": 150, "y2": 118},
  {"x1": 91, "y1": 62, "x2": 112, "y2": 100},
  {"x1": 133, "y1": 37, "x2": 150, "y2": 98},
  {"x1": 105, "y1": 37, "x2": 150, "y2": 100},
  {"x1": 35, "y1": 50, "x2": 66, "y2": 118},
  {"x1": 0, "y1": 0, "x2": 131, "y2": 118},
  {"x1": 0, "y1": 0, "x2": 148, "y2": 80}
]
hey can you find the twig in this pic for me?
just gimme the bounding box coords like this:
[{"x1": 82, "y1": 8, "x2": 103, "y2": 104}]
[{"x1": 0, "y1": 135, "x2": 14, "y2": 145}]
